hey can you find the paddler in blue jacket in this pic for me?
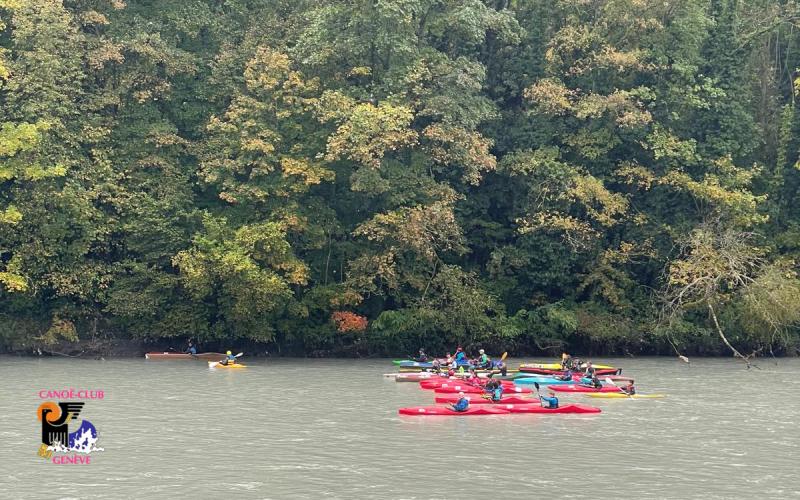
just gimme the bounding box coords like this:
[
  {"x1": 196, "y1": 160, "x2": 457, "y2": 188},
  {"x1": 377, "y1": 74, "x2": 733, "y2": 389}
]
[
  {"x1": 184, "y1": 340, "x2": 197, "y2": 355},
  {"x1": 454, "y1": 347, "x2": 467, "y2": 363},
  {"x1": 557, "y1": 369, "x2": 573, "y2": 381},
  {"x1": 540, "y1": 391, "x2": 559, "y2": 409},
  {"x1": 449, "y1": 392, "x2": 469, "y2": 412},
  {"x1": 490, "y1": 382, "x2": 504, "y2": 402},
  {"x1": 220, "y1": 350, "x2": 237, "y2": 366}
]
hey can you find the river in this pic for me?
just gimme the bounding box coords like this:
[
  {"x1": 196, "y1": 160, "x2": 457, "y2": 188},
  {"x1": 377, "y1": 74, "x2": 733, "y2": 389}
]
[{"x1": 1, "y1": 356, "x2": 798, "y2": 499}]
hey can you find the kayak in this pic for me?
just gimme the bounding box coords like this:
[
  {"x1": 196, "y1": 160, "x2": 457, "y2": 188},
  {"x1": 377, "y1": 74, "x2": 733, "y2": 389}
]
[
  {"x1": 434, "y1": 385, "x2": 532, "y2": 395},
  {"x1": 520, "y1": 362, "x2": 617, "y2": 371},
  {"x1": 519, "y1": 367, "x2": 621, "y2": 376},
  {"x1": 208, "y1": 361, "x2": 247, "y2": 369},
  {"x1": 398, "y1": 406, "x2": 510, "y2": 416},
  {"x1": 145, "y1": 352, "x2": 226, "y2": 361},
  {"x1": 391, "y1": 373, "x2": 438, "y2": 382},
  {"x1": 398, "y1": 360, "x2": 471, "y2": 369},
  {"x1": 550, "y1": 384, "x2": 621, "y2": 393},
  {"x1": 585, "y1": 393, "x2": 666, "y2": 399},
  {"x1": 434, "y1": 395, "x2": 537, "y2": 405},
  {"x1": 419, "y1": 379, "x2": 516, "y2": 390},
  {"x1": 513, "y1": 376, "x2": 583, "y2": 386},
  {"x1": 492, "y1": 403, "x2": 602, "y2": 414}
]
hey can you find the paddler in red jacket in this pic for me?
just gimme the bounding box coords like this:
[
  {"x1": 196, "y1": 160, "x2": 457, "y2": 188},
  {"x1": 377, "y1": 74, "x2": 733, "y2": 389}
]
[{"x1": 620, "y1": 381, "x2": 636, "y2": 395}]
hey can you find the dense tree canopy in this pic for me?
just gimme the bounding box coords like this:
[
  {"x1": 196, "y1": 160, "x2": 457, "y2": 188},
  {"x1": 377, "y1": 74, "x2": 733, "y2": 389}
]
[{"x1": 1, "y1": 0, "x2": 799, "y2": 357}]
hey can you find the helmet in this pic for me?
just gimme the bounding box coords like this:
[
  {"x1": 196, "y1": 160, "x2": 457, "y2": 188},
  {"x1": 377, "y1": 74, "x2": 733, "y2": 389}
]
[
  {"x1": 479, "y1": 349, "x2": 484, "y2": 354},
  {"x1": 458, "y1": 392, "x2": 465, "y2": 396},
  {"x1": 226, "y1": 350, "x2": 232, "y2": 355}
]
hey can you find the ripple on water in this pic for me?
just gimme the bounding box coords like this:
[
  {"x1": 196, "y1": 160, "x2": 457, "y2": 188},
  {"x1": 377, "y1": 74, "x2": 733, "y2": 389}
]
[{"x1": 2, "y1": 356, "x2": 800, "y2": 499}]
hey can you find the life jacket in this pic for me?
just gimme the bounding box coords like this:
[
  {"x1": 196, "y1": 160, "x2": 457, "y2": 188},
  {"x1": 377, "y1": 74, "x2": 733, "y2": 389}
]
[{"x1": 453, "y1": 398, "x2": 469, "y2": 412}]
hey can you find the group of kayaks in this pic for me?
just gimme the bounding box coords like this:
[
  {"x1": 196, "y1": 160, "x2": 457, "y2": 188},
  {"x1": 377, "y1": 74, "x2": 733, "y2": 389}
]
[
  {"x1": 144, "y1": 351, "x2": 247, "y2": 369},
  {"x1": 391, "y1": 357, "x2": 666, "y2": 416}
]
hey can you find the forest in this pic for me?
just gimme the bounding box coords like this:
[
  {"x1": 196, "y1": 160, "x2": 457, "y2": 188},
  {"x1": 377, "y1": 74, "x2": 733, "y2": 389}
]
[{"x1": 1, "y1": 0, "x2": 799, "y2": 358}]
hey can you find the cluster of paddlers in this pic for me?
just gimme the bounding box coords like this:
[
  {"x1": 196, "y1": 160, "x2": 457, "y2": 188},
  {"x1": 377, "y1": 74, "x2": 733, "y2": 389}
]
[{"x1": 392, "y1": 351, "x2": 665, "y2": 416}]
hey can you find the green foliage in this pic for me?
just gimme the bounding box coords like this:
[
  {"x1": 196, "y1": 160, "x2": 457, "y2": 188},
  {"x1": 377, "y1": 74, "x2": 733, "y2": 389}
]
[{"x1": 0, "y1": 0, "x2": 798, "y2": 357}]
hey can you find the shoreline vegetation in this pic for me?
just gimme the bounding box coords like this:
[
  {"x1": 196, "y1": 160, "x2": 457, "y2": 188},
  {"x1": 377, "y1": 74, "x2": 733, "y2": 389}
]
[{"x1": 1, "y1": 1, "x2": 799, "y2": 361}]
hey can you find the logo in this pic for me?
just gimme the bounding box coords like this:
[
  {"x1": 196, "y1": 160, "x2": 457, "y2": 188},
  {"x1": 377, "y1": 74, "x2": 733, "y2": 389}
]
[{"x1": 36, "y1": 390, "x2": 104, "y2": 464}]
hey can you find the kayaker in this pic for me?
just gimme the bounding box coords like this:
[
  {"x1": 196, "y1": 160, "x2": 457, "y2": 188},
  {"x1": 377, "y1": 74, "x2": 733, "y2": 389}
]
[
  {"x1": 478, "y1": 349, "x2": 491, "y2": 369},
  {"x1": 620, "y1": 381, "x2": 636, "y2": 395},
  {"x1": 415, "y1": 349, "x2": 428, "y2": 362},
  {"x1": 560, "y1": 352, "x2": 571, "y2": 370},
  {"x1": 185, "y1": 340, "x2": 197, "y2": 355},
  {"x1": 220, "y1": 350, "x2": 236, "y2": 366},
  {"x1": 495, "y1": 360, "x2": 507, "y2": 377},
  {"x1": 490, "y1": 382, "x2": 504, "y2": 402},
  {"x1": 540, "y1": 391, "x2": 559, "y2": 409},
  {"x1": 580, "y1": 376, "x2": 602, "y2": 389},
  {"x1": 584, "y1": 361, "x2": 596, "y2": 377},
  {"x1": 449, "y1": 392, "x2": 469, "y2": 412},
  {"x1": 454, "y1": 347, "x2": 467, "y2": 363},
  {"x1": 557, "y1": 369, "x2": 573, "y2": 381}
]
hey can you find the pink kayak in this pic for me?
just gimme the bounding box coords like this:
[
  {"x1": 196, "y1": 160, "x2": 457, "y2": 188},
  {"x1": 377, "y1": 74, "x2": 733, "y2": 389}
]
[
  {"x1": 434, "y1": 395, "x2": 537, "y2": 405},
  {"x1": 491, "y1": 403, "x2": 602, "y2": 414},
  {"x1": 434, "y1": 385, "x2": 532, "y2": 395},
  {"x1": 398, "y1": 406, "x2": 510, "y2": 416},
  {"x1": 550, "y1": 385, "x2": 623, "y2": 393}
]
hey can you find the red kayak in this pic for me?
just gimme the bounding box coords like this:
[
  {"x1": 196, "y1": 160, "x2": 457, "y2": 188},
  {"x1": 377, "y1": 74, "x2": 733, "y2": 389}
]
[
  {"x1": 550, "y1": 385, "x2": 622, "y2": 393},
  {"x1": 398, "y1": 406, "x2": 510, "y2": 416},
  {"x1": 145, "y1": 352, "x2": 225, "y2": 361},
  {"x1": 434, "y1": 385, "x2": 532, "y2": 395},
  {"x1": 520, "y1": 367, "x2": 620, "y2": 376},
  {"x1": 491, "y1": 403, "x2": 602, "y2": 414},
  {"x1": 419, "y1": 379, "x2": 516, "y2": 390},
  {"x1": 434, "y1": 395, "x2": 537, "y2": 405}
]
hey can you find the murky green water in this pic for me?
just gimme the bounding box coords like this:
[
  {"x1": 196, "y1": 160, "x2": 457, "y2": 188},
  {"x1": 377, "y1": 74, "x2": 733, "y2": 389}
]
[{"x1": 1, "y1": 356, "x2": 798, "y2": 499}]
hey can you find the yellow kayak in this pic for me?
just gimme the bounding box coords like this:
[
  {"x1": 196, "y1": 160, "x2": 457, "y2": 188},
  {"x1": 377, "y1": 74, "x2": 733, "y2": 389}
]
[
  {"x1": 584, "y1": 393, "x2": 666, "y2": 399},
  {"x1": 520, "y1": 362, "x2": 616, "y2": 370},
  {"x1": 208, "y1": 361, "x2": 247, "y2": 369}
]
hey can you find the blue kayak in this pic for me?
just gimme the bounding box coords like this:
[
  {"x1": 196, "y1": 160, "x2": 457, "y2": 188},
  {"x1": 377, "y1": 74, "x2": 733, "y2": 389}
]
[{"x1": 513, "y1": 377, "x2": 579, "y2": 386}]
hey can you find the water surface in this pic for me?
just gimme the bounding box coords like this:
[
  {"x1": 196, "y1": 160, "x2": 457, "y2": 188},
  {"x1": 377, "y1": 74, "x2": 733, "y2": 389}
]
[{"x1": 2, "y1": 356, "x2": 798, "y2": 499}]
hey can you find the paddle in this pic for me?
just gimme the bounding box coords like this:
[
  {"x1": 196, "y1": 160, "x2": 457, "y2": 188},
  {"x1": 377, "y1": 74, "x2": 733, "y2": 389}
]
[
  {"x1": 605, "y1": 376, "x2": 629, "y2": 396},
  {"x1": 209, "y1": 352, "x2": 243, "y2": 368},
  {"x1": 534, "y1": 382, "x2": 544, "y2": 407}
]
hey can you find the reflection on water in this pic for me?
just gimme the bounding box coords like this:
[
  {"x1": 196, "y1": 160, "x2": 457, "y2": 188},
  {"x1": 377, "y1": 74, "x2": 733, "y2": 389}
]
[{"x1": 2, "y1": 356, "x2": 798, "y2": 499}]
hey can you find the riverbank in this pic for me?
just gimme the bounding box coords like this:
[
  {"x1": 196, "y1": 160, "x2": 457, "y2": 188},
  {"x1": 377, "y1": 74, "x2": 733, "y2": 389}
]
[{"x1": 2, "y1": 335, "x2": 797, "y2": 361}]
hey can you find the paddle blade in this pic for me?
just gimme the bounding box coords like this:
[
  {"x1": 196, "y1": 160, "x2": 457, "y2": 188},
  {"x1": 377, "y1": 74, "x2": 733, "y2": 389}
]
[
  {"x1": 605, "y1": 377, "x2": 623, "y2": 391},
  {"x1": 501, "y1": 352, "x2": 508, "y2": 361},
  {"x1": 235, "y1": 352, "x2": 244, "y2": 358},
  {"x1": 534, "y1": 382, "x2": 540, "y2": 390}
]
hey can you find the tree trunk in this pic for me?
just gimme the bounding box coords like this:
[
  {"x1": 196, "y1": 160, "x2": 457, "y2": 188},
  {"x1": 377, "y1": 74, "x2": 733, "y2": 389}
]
[{"x1": 708, "y1": 303, "x2": 756, "y2": 369}]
